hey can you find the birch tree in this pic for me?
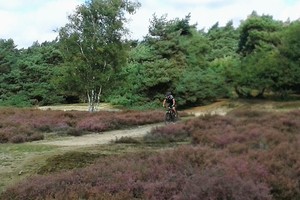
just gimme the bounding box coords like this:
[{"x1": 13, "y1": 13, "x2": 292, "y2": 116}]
[{"x1": 58, "y1": 0, "x2": 140, "y2": 112}]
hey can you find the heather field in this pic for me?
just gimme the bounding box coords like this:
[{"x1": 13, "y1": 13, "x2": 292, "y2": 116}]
[
  {"x1": 0, "y1": 101, "x2": 300, "y2": 200},
  {"x1": 0, "y1": 108, "x2": 167, "y2": 143}
]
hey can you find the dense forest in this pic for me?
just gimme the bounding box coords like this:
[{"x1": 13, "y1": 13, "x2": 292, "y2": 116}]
[{"x1": 0, "y1": 0, "x2": 299, "y2": 109}]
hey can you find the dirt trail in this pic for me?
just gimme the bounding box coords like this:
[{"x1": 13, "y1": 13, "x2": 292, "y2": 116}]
[
  {"x1": 36, "y1": 101, "x2": 232, "y2": 147},
  {"x1": 39, "y1": 99, "x2": 300, "y2": 147},
  {"x1": 37, "y1": 123, "x2": 163, "y2": 147}
]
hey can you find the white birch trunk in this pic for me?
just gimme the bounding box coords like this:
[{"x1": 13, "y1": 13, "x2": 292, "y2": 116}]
[{"x1": 87, "y1": 87, "x2": 102, "y2": 112}]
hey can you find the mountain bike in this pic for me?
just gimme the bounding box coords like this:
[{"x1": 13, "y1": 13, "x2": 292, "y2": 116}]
[{"x1": 165, "y1": 106, "x2": 178, "y2": 124}]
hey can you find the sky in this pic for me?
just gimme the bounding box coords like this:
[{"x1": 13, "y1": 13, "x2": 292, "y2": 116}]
[{"x1": 0, "y1": 0, "x2": 299, "y2": 49}]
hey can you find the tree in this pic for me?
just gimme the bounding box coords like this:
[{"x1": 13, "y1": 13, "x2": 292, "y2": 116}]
[
  {"x1": 275, "y1": 21, "x2": 300, "y2": 96},
  {"x1": 175, "y1": 67, "x2": 227, "y2": 106},
  {"x1": 234, "y1": 49, "x2": 281, "y2": 98},
  {"x1": 120, "y1": 14, "x2": 209, "y2": 107},
  {"x1": 206, "y1": 21, "x2": 239, "y2": 61},
  {"x1": 17, "y1": 42, "x2": 64, "y2": 105},
  {"x1": 110, "y1": 14, "x2": 231, "y2": 108},
  {"x1": 0, "y1": 39, "x2": 20, "y2": 104},
  {"x1": 238, "y1": 12, "x2": 282, "y2": 57},
  {"x1": 142, "y1": 14, "x2": 207, "y2": 101},
  {"x1": 58, "y1": 0, "x2": 140, "y2": 111},
  {"x1": 205, "y1": 21, "x2": 240, "y2": 97},
  {"x1": 0, "y1": 39, "x2": 64, "y2": 106},
  {"x1": 234, "y1": 12, "x2": 283, "y2": 97},
  {"x1": 0, "y1": 39, "x2": 18, "y2": 74}
]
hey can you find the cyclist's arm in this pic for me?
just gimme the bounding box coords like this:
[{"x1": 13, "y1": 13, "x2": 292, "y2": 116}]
[
  {"x1": 172, "y1": 98, "x2": 176, "y2": 106},
  {"x1": 163, "y1": 99, "x2": 166, "y2": 107}
]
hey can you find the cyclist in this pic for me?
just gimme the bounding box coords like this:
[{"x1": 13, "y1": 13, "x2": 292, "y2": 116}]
[{"x1": 163, "y1": 92, "x2": 177, "y2": 116}]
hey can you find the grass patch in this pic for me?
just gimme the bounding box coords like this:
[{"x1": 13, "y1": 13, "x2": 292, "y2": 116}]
[
  {"x1": 0, "y1": 143, "x2": 57, "y2": 194},
  {"x1": 0, "y1": 143, "x2": 54, "y2": 154},
  {"x1": 37, "y1": 151, "x2": 104, "y2": 174}
]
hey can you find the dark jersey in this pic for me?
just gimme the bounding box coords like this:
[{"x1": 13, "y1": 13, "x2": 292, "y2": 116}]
[{"x1": 166, "y1": 95, "x2": 174, "y2": 104}]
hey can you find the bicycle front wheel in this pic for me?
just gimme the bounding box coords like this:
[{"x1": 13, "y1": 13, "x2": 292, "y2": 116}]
[{"x1": 165, "y1": 112, "x2": 172, "y2": 124}]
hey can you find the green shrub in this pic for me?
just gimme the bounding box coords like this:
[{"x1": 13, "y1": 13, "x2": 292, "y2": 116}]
[{"x1": 0, "y1": 94, "x2": 31, "y2": 107}]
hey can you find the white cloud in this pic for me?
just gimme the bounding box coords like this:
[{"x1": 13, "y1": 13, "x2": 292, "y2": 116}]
[
  {"x1": 0, "y1": 0, "x2": 299, "y2": 49},
  {"x1": 126, "y1": 0, "x2": 300, "y2": 41},
  {"x1": 0, "y1": 0, "x2": 82, "y2": 48}
]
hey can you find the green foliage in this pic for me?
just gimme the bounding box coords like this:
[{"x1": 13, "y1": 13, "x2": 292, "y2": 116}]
[
  {"x1": 234, "y1": 49, "x2": 281, "y2": 97},
  {"x1": 0, "y1": 94, "x2": 31, "y2": 107},
  {"x1": 275, "y1": 21, "x2": 300, "y2": 95},
  {"x1": 0, "y1": 40, "x2": 64, "y2": 107},
  {"x1": 233, "y1": 12, "x2": 285, "y2": 98},
  {"x1": 111, "y1": 14, "x2": 215, "y2": 108},
  {"x1": 238, "y1": 12, "x2": 282, "y2": 56},
  {"x1": 176, "y1": 67, "x2": 228, "y2": 106},
  {"x1": 17, "y1": 42, "x2": 64, "y2": 105},
  {"x1": 0, "y1": 39, "x2": 19, "y2": 104},
  {"x1": 1, "y1": 9, "x2": 300, "y2": 108},
  {"x1": 206, "y1": 21, "x2": 239, "y2": 61},
  {"x1": 0, "y1": 39, "x2": 18, "y2": 74}
]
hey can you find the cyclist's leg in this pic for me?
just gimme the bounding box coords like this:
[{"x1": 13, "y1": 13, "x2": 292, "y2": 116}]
[{"x1": 171, "y1": 106, "x2": 177, "y2": 118}]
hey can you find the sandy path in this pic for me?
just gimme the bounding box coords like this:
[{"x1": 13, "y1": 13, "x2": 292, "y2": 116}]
[
  {"x1": 36, "y1": 99, "x2": 300, "y2": 147},
  {"x1": 37, "y1": 123, "x2": 163, "y2": 147},
  {"x1": 36, "y1": 100, "x2": 232, "y2": 147}
]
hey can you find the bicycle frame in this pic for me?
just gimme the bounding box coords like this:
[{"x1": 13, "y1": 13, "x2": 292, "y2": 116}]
[{"x1": 165, "y1": 107, "x2": 176, "y2": 124}]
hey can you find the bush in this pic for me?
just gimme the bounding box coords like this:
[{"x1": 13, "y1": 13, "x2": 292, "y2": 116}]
[
  {"x1": 145, "y1": 123, "x2": 191, "y2": 143},
  {"x1": 9, "y1": 134, "x2": 26, "y2": 143},
  {"x1": 0, "y1": 94, "x2": 32, "y2": 107},
  {"x1": 27, "y1": 133, "x2": 44, "y2": 141},
  {"x1": 65, "y1": 128, "x2": 84, "y2": 136},
  {"x1": 178, "y1": 166, "x2": 271, "y2": 200},
  {"x1": 114, "y1": 136, "x2": 141, "y2": 144}
]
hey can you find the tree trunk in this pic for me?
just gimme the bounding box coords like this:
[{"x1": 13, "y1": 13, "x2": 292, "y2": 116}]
[
  {"x1": 234, "y1": 86, "x2": 250, "y2": 98},
  {"x1": 255, "y1": 88, "x2": 265, "y2": 98},
  {"x1": 87, "y1": 87, "x2": 102, "y2": 112}
]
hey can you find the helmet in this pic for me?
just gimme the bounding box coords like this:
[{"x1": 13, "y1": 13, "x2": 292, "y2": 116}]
[{"x1": 165, "y1": 91, "x2": 171, "y2": 96}]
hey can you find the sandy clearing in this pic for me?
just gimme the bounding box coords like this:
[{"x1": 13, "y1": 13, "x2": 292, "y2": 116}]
[
  {"x1": 183, "y1": 100, "x2": 235, "y2": 116},
  {"x1": 39, "y1": 103, "x2": 120, "y2": 112}
]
